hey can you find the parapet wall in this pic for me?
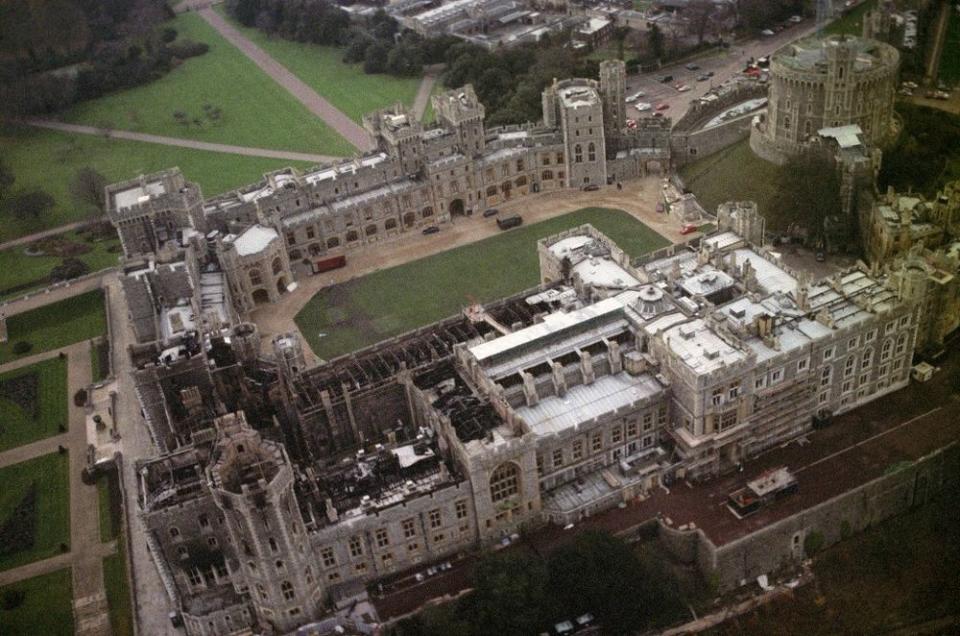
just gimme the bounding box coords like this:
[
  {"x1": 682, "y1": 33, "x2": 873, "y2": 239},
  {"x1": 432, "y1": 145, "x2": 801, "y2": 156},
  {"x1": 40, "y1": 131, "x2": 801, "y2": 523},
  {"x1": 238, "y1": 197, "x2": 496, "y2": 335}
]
[
  {"x1": 663, "y1": 442, "x2": 960, "y2": 592},
  {"x1": 671, "y1": 115, "x2": 754, "y2": 167}
]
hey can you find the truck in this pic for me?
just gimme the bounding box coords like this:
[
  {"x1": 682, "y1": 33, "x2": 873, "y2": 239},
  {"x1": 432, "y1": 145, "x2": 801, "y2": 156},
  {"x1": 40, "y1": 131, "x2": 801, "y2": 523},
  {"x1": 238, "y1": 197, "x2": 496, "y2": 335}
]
[
  {"x1": 728, "y1": 467, "x2": 798, "y2": 517},
  {"x1": 497, "y1": 215, "x2": 523, "y2": 230},
  {"x1": 311, "y1": 254, "x2": 347, "y2": 274}
]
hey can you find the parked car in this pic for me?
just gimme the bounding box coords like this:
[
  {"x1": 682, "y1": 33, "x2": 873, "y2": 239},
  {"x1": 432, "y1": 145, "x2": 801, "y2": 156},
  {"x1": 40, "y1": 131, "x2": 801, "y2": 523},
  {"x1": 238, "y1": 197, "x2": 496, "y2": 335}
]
[
  {"x1": 659, "y1": 74, "x2": 673, "y2": 83},
  {"x1": 626, "y1": 91, "x2": 645, "y2": 102},
  {"x1": 680, "y1": 223, "x2": 698, "y2": 235},
  {"x1": 676, "y1": 84, "x2": 691, "y2": 92},
  {"x1": 697, "y1": 73, "x2": 711, "y2": 82},
  {"x1": 815, "y1": 251, "x2": 826, "y2": 262},
  {"x1": 656, "y1": 102, "x2": 670, "y2": 111},
  {"x1": 422, "y1": 225, "x2": 440, "y2": 235},
  {"x1": 685, "y1": 63, "x2": 700, "y2": 70},
  {"x1": 497, "y1": 215, "x2": 523, "y2": 230},
  {"x1": 582, "y1": 184, "x2": 600, "y2": 191},
  {"x1": 789, "y1": 14, "x2": 803, "y2": 23},
  {"x1": 482, "y1": 207, "x2": 499, "y2": 217},
  {"x1": 635, "y1": 102, "x2": 653, "y2": 111},
  {"x1": 760, "y1": 29, "x2": 775, "y2": 36}
]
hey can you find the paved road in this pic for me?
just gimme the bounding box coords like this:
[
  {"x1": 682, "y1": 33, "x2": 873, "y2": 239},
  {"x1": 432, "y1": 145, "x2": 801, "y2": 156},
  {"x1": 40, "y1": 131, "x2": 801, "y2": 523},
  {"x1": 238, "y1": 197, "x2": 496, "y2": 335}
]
[
  {"x1": 250, "y1": 177, "x2": 692, "y2": 361},
  {"x1": 102, "y1": 272, "x2": 179, "y2": 636},
  {"x1": 198, "y1": 7, "x2": 373, "y2": 152},
  {"x1": 626, "y1": 20, "x2": 820, "y2": 122},
  {"x1": 412, "y1": 73, "x2": 439, "y2": 120},
  {"x1": 25, "y1": 118, "x2": 341, "y2": 164},
  {"x1": 0, "y1": 542, "x2": 117, "y2": 588},
  {"x1": 0, "y1": 269, "x2": 111, "y2": 315},
  {"x1": 0, "y1": 218, "x2": 105, "y2": 253},
  {"x1": 925, "y1": 0, "x2": 951, "y2": 83}
]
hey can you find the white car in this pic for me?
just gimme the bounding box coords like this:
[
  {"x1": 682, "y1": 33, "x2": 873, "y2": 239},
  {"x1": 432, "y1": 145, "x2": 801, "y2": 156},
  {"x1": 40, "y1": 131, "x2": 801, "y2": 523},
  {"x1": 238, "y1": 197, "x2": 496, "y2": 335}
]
[
  {"x1": 625, "y1": 91, "x2": 645, "y2": 102},
  {"x1": 635, "y1": 102, "x2": 653, "y2": 111},
  {"x1": 676, "y1": 84, "x2": 691, "y2": 92},
  {"x1": 789, "y1": 15, "x2": 803, "y2": 23},
  {"x1": 761, "y1": 29, "x2": 775, "y2": 36}
]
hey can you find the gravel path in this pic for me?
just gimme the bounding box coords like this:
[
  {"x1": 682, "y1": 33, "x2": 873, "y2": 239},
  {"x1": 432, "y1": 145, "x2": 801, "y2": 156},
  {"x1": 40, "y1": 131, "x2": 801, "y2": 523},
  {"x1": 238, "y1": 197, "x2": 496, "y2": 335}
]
[
  {"x1": 197, "y1": 7, "x2": 373, "y2": 152},
  {"x1": 412, "y1": 72, "x2": 438, "y2": 120},
  {"x1": 25, "y1": 118, "x2": 340, "y2": 164}
]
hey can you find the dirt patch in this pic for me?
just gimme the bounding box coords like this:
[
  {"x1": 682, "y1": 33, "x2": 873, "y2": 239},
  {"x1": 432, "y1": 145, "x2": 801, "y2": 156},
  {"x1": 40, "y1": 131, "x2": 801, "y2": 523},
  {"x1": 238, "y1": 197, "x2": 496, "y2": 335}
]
[
  {"x1": 27, "y1": 237, "x2": 92, "y2": 258},
  {"x1": 0, "y1": 372, "x2": 40, "y2": 420}
]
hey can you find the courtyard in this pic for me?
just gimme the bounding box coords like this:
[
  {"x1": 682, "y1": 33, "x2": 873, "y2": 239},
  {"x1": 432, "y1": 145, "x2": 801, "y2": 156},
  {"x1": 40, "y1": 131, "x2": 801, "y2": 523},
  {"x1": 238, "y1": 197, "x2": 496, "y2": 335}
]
[{"x1": 294, "y1": 206, "x2": 671, "y2": 360}]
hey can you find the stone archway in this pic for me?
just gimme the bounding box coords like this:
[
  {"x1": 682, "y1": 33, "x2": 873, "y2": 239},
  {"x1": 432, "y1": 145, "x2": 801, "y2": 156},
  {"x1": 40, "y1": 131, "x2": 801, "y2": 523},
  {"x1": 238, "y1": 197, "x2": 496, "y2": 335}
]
[
  {"x1": 449, "y1": 198, "x2": 466, "y2": 217},
  {"x1": 252, "y1": 289, "x2": 270, "y2": 305},
  {"x1": 276, "y1": 277, "x2": 288, "y2": 295}
]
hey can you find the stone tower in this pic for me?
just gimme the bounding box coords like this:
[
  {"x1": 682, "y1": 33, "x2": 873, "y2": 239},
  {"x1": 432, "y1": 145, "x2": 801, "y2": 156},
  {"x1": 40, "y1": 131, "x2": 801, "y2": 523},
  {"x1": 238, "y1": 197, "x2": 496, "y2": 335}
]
[
  {"x1": 273, "y1": 333, "x2": 306, "y2": 377},
  {"x1": 824, "y1": 38, "x2": 858, "y2": 128},
  {"x1": 209, "y1": 412, "x2": 323, "y2": 633},
  {"x1": 599, "y1": 60, "x2": 627, "y2": 139},
  {"x1": 554, "y1": 80, "x2": 607, "y2": 188},
  {"x1": 363, "y1": 104, "x2": 425, "y2": 176},
  {"x1": 231, "y1": 322, "x2": 261, "y2": 366},
  {"x1": 432, "y1": 85, "x2": 486, "y2": 156}
]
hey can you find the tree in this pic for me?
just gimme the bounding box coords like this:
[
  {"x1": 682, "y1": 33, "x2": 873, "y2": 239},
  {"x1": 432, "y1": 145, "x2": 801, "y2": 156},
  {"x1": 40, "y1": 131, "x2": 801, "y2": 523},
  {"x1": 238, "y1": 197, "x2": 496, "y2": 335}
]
[
  {"x1": 463, "y1": 551, "x2": 552, "y2": 636},
  {"x1": 6, "y1": 190, "x2": 54, "y2": 220},
  {"x1": 687, "y1": 0, "x2": 716, "y2": 44},
  {"x1": 50, "y1": 257, "x2": 91, "y2": 282},
  {"x1": 648, "y1": 24, "x2": 665, "y2": 61},
  {"x1": 0, "y1": 160, "x2": 13, "y2": 199},
  {"x1": 70, "y1": 167, "x2": 108, "y2": 212},
  {"x1": 363, "y1": 42, "x2": 390, "y2": 74}
]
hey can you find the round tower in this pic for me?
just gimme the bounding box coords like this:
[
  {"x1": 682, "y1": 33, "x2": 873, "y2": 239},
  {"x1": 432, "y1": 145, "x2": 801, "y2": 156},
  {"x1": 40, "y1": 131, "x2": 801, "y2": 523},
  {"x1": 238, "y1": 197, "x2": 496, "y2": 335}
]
[{"x1": 231, "y1": 322, "x2": 261, "y2": 365}]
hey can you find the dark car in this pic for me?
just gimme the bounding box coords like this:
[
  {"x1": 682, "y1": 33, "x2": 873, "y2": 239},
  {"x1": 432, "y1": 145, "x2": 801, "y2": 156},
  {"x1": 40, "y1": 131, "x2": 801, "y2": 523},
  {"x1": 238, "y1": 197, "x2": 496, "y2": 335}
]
[
  {"x1": 497, "y1": 215, "x2": 523, "y2": 230},
  {"x1": 422, "y1": 226, "x2": 440, "y2": 235},
  {"x1": 582, "y1": 184, "x2": 600, "y2": 191},
  {"x1": 815, "y1": 251, "x2": 826, "y2": 262},
  {"x1": 483, "y1": 207, "x2": 499, "y2": 217},
  {"x1": 685, "y1": 63, "x2": 700, "y2": 71},
  {"x1": 659, "y1": 74, "x2": 673, "y2": 83}
]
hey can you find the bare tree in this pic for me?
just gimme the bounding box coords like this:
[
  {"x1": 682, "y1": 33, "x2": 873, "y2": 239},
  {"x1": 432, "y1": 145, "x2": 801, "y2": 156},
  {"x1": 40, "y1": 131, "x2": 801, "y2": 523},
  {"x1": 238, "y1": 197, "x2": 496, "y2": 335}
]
[
  {"x1": 687, "y1": 0, "x2": 716, "y2": 44},
  {"x1": 70, "y1": 167, "x2": 108, "y2": 213}
]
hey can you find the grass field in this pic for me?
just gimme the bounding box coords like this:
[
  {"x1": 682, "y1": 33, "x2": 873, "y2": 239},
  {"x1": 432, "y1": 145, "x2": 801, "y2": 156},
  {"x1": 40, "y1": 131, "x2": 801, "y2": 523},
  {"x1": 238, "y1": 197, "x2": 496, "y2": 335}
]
[
  {"x1": 825, "y1": 0, "x2": 878, "y2": 36},
  {"x1": 0, "y1": 126, "x2": 313, "y2": 243},
  {"x1": 941, "y1": 8, "x2": 960, "y2": 85},
  {"x1": 63, "y1": 13, "x2": 353, "y2": 156},
  {"x1": 103, "y1": 550, "x2": 133, "y2": 636},
  {"x1": 213, "y1": 5, "x2": 422, "y2": 123},
  {"x1": 0, "y1": 230, "x2": 119, "y2": 301},
  {"x1": 0, "y1": 290, "x2": 106, "y2": 364},
  {"x1": 679, "y1": 138, "x2": 783, "y2": 225},
  {"x1": 0, "y1": 568, "x2": 74, "y2": 635},
  {"x1": 0, "y1": 453, "x2": 71, "y2": 572},
  {"x1": 0, "y1": 358, "x2": 67, "y2": 453},
  {"x1": 295, "y1": 208, "x2": 669, "y2": 359},
  {"x1": 90, "y1": 338, "x2": 110, "y2": 383},
  {"x1": 97, "y1": 471, "x2": 120, "y2": 544}
]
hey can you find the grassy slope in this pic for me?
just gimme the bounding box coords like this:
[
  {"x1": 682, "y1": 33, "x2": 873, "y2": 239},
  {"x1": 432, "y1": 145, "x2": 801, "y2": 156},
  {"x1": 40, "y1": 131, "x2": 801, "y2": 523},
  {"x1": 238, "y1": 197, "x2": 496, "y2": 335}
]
[
  {"x1": 0, "y1": 290, "x2": 106, "y2": 364},
  {"x1": 0, "y1": 231, "x2": 119, "y2": 301},
  {"x1": 213, "y1": 5, "x2": 422, "y2": 123},
  {"x1": 0, "y1": 126, "x2": 313, "y2": 243},
  {"x1": 0, "y1": 567, "x2": 74, "y2": 635},
  {"x1": 940, "y1": 8, "x2": 960, "y2": 85},
  {"x1": 0, "y1": 452, "x2": 71, "y2": 572},
  {"x1": 0, "y1": 358, "x2": 68, "y2": 453},
  {"x1": 679, "y1": 138, "x2": 784, "y2": 225},
  {"x1": 62, "y1": 13, "x2": 352, "y2": 156},
  {"x1": 103, "y1": 550, "x2": 133, "y2": 636},
  {"x1": 295, "y1": 208, "x2": 669, "y2": 359},
  {"x1": 825, "y1": 0, "x2": 879, "y2": 36}
]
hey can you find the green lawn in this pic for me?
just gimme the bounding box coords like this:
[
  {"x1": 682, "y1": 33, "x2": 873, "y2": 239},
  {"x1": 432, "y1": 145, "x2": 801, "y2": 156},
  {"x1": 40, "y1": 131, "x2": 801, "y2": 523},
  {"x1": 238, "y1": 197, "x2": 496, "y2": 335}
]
[
  {"x1": 679, "y1": 138, "x2": 784, "y2": 225},
  {"x1": 825, "y1": 0, "x2": 878, "y2": 36},
  {"x1": 63, "y1": 13, "x2": 353, "y2": 156},
  {"x1": 97, "y1": 471, "x2": 120, "y2": 544},
  {"x1": 0, "y1": 568, "x2": 74, "y2": 635},
  {"x1": 103, "y1": 550, "x2": 133, "y2": 636},
  {"x1": 90, "y1": 338, "x2": 110, "y2": 383},
  {"x1": 0, "y1": 290, "x2": 106, "y2": 364},
  {"x1": 0, "y1": 126, "x2": 313, "y2": 243},
  {"x1": 214, "y1": 5, "x2": 422, "y2": 123},
  {"x1": 0, "y1": 453, "x2": 71, "y2": 572},
  {"x1": 295, "y1": 208, "x2": 669, "y2": 359},
  {"x1": 0, "y1": 230, "x2": 120, "y2": 301},
  {"x1": 941, "y1": 7, "x2": 960, "y2": 85},
  {"x1": 0, "y1": 358, "x2": 67, "y2": 453}
]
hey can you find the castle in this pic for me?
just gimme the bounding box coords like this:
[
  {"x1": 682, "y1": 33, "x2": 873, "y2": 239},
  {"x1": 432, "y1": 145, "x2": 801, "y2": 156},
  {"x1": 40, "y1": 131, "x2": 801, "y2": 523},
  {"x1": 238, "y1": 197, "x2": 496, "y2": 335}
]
[{"x1": 106, "y1": 61, "x2": 671, "y2": 315}]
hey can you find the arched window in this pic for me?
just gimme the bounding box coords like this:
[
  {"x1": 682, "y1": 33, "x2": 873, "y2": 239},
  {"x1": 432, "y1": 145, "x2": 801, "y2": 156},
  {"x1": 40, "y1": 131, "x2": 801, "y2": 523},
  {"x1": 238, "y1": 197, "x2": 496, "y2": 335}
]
[
  {"x1": 783, "y1": 115, "x2": 791, "y2": 130},
  {"x1": 421, "y1": 206, "x2": 433, "y2": 218},
  {"x1": 326, "y1": 237, "x2": 340, "y2": 249},
  {"x1": 403, "y1": 212, "x2": 416, "y2": 227},
  {"x1": 486, "y1": 185, "x2": 498, "y2": 197},
  {"x1": 281, "y1": 580, "x2": 295, "y2": 601},
  {"x1": 365, "y1": 224, "x2": 378, "y2": 236},
  {"x1": 515, "y1": 176, "x2": 528, "y2": 187},
  {"x1": 272, "y1": 257, "x2": 283, "y2": 275},
  {"x1": 588, "y1": 142, "x2": 596, "y2": 162},
  {"x1": 490, "y1": 462, "x2": 520, "y2": 502},
  {"x1": 574, "y1": 144, "x2": 583, "y2": 163},
  {"x1": 256, "y1": 583, "x2": 267, "y2": 601},
  {"x1": 169, "y1": 527, "x2": 180, "y2": 538},
  {"x1": 289, "y1": 249, "x2": 302, "y2": 260},
  {"x1": 385, "y1": 218, "x2": 397, "y2": 230},
  {"x1": 542, "y1": 170, "x2": 554, "y2": 180},
  {"x1": 269, "y1": 537, "x2": 279, "y2": 553},
  {"x1": 346, "y1": 230, "x2": 359, "y2": 242},
  {"x1": 249, "y1": 269, "x2": 262, "y2": 286}
]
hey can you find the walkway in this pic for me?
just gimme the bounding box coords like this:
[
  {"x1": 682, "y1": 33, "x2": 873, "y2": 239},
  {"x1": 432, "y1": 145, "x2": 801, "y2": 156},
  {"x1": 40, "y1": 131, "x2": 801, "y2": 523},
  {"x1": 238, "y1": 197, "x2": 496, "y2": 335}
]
[
  {"x1": 25, "y1": 118, "x2": 341, "y2": 164},
  {"x1": 197, "y1": 7, "x2": 373, "y2": 152},
  {"x1": 0, "y1": 218, "x2": 104, "y2": 253},
  {"x1": 0, "y1": 269, "x2": 110, "y2": 315},
  {"x1": 250, "y1": 177, "x2": 688, "y2": 362},
  {"x1": 411, "y1": 72, "x2": 438, "y2": 120},
  {"x1": 0, "y1": 339, "x2": 114, "y2": 634}
]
